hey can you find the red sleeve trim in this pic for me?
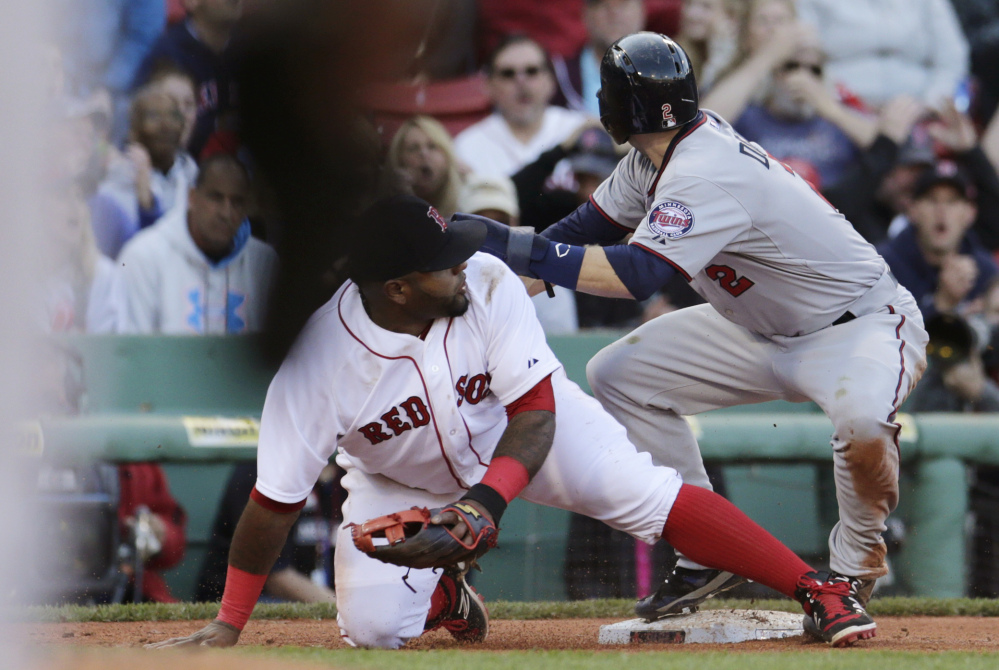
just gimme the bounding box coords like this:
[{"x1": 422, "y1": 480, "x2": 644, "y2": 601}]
[
  {"x1": 250, "y1": 486, "x2": 308, "y2": 514},
  {"x1": 589, "y1": 195, "x2": 633, "y2": 232},
  {"x1": 630, "y1": 242, "x2": 693, "y2": 281},
  {"x1": 505, "y1": 374, "x2": 555, "y2": 419}
]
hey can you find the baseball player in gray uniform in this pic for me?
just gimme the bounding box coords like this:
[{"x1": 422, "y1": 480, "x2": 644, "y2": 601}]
[{"x1": 468, "y1": 33, "x2": 928, "y2": 632}]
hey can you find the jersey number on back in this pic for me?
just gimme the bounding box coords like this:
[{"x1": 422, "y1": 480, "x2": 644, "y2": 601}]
[{"x1": 706, "y1": 264, "x2": 754, "y2": 297}]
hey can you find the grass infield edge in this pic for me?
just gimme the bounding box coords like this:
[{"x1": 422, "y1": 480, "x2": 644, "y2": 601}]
[{"x1": 15, "y1": 597, "x2": 999, "y2": 623}]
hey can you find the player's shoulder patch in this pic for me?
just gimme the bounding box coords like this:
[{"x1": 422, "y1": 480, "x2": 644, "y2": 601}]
[{"x1": 646, "y1": 201, "x2": 694, "y2": 240}]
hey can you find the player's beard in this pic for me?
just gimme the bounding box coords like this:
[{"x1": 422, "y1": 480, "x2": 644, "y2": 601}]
[{"x1": 446, "y1": 292, "x2": 470, "y2": 317}]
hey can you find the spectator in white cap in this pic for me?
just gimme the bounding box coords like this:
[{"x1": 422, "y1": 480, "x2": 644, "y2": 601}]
[{"x1": 459, "y1": 174, "x2": 578, "y2": 335}]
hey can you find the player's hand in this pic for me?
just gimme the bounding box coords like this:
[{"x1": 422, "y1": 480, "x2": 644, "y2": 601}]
[
  {"x1": 430, "y1": 499, "x2": 494, "y2": 545},
  {"x1": 522, "y1": 277, "x2": 549, "y2": 297},
  {"x1": 452, "y1": 212, "x2": 510, "y2": 259},
  {"x1": 145, "y1": 620, "x2": 241, "y2": 649}
]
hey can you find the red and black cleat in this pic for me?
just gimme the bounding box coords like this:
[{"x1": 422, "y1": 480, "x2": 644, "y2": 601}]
[
  {"x1": 425, "y1": 566, "x2": 489, "y2": 643},
  {"x1": 795, "y1": 571, "x2": 877, "y2": 647}
]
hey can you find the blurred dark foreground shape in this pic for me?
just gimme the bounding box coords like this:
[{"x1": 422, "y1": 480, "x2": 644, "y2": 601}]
[{"x1": 236, "y1": 0, "x2": 442, "y2": 363}]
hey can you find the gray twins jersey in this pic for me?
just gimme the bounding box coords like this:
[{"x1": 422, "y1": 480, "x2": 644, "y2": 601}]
[{"x1": 592, "y1": 110, "x2": 889, "y2": 337}]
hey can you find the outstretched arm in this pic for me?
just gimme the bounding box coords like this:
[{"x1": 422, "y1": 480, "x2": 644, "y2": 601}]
[
  {"x1": 146, "y1": 497, "x2": 301, "y2": 649},
  {"x1": 578, "y1": 247, "x2": 637, "y2": 298},
  {"x1": 464, "y1": 211, "x2": 677, "y2": 300}
]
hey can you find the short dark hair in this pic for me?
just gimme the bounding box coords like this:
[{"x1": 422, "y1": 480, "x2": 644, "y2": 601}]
[
  {"x1": 485, "y1": 34, "x2": 551, "y2": 76},
  {"x1": 195, "y1": 153, "x2": 252, "y2": 189}
]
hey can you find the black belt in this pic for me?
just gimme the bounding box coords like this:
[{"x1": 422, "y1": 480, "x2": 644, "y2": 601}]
[{"x1": 832, "y1": 311, "x2": 856, "y2": 326}]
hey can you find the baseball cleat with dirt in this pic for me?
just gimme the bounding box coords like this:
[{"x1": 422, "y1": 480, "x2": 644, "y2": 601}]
[
  {"x1": 795, "y1": 571, "x2": 877, "y2": 647},
  {"x1": 425, "y1": 566, "x2": 489, "y2": 643}
]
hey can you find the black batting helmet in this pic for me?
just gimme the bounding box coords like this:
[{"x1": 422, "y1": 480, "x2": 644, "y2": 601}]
[{"x1": 597, "y1": 32, "x2": 699, "y2": 144}]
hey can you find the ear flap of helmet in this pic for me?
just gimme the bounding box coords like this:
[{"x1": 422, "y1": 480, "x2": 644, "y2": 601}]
[{"x1": 597, "y1": 88, "x2": 631, "y2": 145}]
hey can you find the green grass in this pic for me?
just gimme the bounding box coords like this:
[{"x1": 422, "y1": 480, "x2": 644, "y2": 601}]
[
  {"x1": 19, "y1": 597, "x2": 999, "y2": 623},
  {"x1": 242, "y1": 648, "x2": 999, "y2": 670}
]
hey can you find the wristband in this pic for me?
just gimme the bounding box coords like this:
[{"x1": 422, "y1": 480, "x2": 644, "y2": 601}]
[
  {"x1": 529, "y1": 240, "x2": 586, "y2": 290},
  {"x1": 461, "y1": 483, "x2": 508, "y2": 525},
  {"x1": 216, "y1": 564, "x2": 268, "y2": 631},
  {"x1": 480, "y1": 455, "x2": 532, "y2": 502}
]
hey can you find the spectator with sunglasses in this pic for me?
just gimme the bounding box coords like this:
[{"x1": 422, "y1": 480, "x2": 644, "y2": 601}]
[
  {"x1": 732, "y1": 42, "x2": 879, "y2": 191},
  {"x1": 454, "y1": 35, "x2": 591, "y2": 187}
]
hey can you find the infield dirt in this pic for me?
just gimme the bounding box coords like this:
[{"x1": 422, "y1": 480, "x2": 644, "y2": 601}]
[{"x1": 22, "y1": 616, "x2": 999, "y2": 653}]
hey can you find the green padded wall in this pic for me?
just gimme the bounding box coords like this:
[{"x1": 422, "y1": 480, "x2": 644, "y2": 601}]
[{"x1": 49, "y1": 334, "x2": 912, "y2": 601}]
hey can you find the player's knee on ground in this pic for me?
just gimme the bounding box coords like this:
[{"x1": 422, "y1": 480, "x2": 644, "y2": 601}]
[
  {"x1": 337, "y1": 595, "x2": 427, "y2": 650},
  {"x1": 339, "y1": 617, "x2": 412, "y2": 650}
]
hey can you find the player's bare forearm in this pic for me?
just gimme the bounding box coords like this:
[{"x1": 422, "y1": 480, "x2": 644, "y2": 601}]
[
  {"x1": 576, "y1": 247, "x2": 636, "y2": 299},
  {"x1": 494, "y1": 409, "x2": 556, "y2": 478},
  {"x1": 228, "y1": 498, "x2": 300, "y2": 574}
]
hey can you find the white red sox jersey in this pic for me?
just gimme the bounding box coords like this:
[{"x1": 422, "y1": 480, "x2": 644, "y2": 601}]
[
  {"x1": 592, "y1": 110, "x2": 893, "y2": 337},
  {"x1": 254, "y1": 253, "x2": 562, "y2": 504}
]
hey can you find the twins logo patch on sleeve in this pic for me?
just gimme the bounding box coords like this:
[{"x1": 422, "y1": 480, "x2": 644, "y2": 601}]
[{"x1": 647, "y1": 201, "x2": 694, "y2": 241}]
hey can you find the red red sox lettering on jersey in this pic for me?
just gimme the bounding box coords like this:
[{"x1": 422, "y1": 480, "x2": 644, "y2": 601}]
[
  {"x1": 249, "y1": 254, "x2": 563, "y2": 499},
  {"x1": 358, "y1": 373, "x2": 492, "y2": 445}
]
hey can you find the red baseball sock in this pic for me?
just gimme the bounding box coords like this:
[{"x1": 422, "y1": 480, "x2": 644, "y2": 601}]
[{"x1": 662, "y1": 484, "x2": 813, "y2": 597}]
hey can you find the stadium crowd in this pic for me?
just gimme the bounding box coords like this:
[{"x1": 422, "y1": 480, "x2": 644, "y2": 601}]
[{"x1": 37, "y1": 0, "x2": 999, "y2": 604}]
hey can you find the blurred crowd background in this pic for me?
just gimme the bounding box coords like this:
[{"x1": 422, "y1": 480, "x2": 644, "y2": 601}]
[{"x1": 31, "y1": 0, "x2": 999, "y2": 607}]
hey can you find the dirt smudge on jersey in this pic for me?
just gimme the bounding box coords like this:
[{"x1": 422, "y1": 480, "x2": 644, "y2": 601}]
[{"x1": 482, "y1": 264, "x2": 504, "y2": 305}]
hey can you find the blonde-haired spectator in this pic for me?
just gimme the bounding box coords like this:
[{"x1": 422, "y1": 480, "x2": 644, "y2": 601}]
[
  {"x1": 388, "y1": 116, "x2": 466, "y2": 220},
  {"x1": 675, "y1": 0, "x2": 739, "y2": 93}
]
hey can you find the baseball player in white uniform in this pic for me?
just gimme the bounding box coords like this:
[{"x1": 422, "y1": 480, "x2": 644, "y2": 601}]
[
  {"x1": 147, "y1": 195, "x2": 881, "y2": 651},
  {"x1": 468, "y1": 33, "x2": 928, "y2": 631}
]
